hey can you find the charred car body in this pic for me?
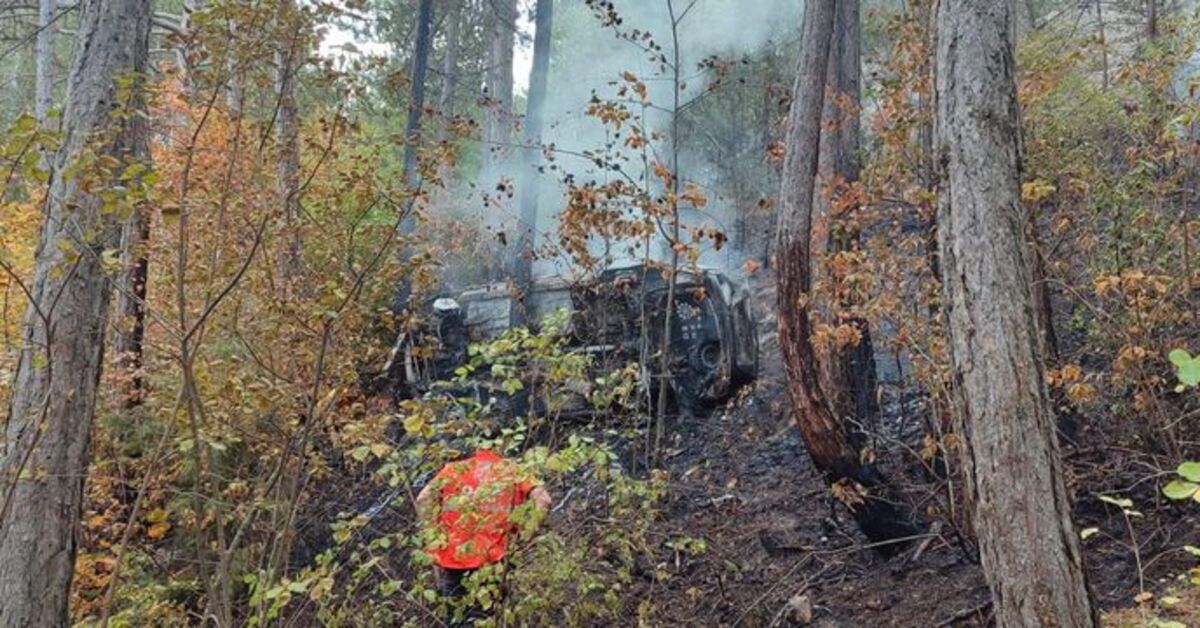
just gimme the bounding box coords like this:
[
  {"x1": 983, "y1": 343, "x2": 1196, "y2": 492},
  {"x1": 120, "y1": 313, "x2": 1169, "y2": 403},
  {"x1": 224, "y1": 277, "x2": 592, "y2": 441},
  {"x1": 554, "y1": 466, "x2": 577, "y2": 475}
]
[{"x1": 406, "y1": 264, "x2": 758, "y2": 409}]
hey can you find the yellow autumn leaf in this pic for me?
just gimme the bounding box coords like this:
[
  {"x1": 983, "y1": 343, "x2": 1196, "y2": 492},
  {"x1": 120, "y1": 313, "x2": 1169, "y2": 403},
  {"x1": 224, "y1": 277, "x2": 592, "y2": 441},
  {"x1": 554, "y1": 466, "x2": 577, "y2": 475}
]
[
  {"x1": 146, "y1": 521, "x2": 171, "y2": 540},
  {"x1": 1021, "y1": 179, "x2": 1057, "y2": 204}
]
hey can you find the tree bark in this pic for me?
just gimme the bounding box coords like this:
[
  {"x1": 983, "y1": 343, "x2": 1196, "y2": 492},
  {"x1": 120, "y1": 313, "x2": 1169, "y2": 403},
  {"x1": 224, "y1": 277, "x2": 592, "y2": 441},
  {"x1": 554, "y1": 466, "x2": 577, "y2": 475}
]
[
  {"x1": 275, "y1": 0, "x2": 303, "y2": 288},
  {"x1": 1022, "y1": 0, "x2": 1038, "y2": 31},
  {"x1": 399, "y1": 0, "x2": 434, "y2": 239},
  {"x1": 510, "y1": 0, "x2": 553, "y2": 327},
  {"x1": 934, "y1": 2, "x2": 1098, "y2": 626},
  {"x1": 1029, "y1": 226, "x2": 1059, "y2": 362},
  {"x1": 777, "y1": 0, "x2": 917, "y2": 547},
  {"x1": 438, "y1": 0, "x2": 462, "y2": 130},
  {"x1": 814, "y1": 0, "x2": 878, "y2": 428},
  {"x1": 1096, "y1": 0, "x2": 1109, "y2": 89},
  {"x1": 113, "y1": 195, "x2": 150, "y2": 409},
  {"x1": 482, "y1": 0, "x2": 516, "y2": 256},
  {"x1": 226, "y1": 16, "x2": 243, "y2": 111},
  {"x1": 34, "y1": 0, "x2": 56, "y2": 128},
  {"x1": 484, "y1": 0, "x2": 516, "y2": 168},
  {"x1": 0, "y1": 1, "x2": 151, "y2": 625},
  {"x1": 1147, "y1": 0, "x2": 1158, "y2": 40}
]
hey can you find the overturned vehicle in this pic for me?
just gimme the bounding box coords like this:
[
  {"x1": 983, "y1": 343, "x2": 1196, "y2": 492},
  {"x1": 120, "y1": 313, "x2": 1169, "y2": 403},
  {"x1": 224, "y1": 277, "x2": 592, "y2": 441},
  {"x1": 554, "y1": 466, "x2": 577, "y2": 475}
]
[{"x1": 403, "y1": 264, "x2": 759, "y2": 410}]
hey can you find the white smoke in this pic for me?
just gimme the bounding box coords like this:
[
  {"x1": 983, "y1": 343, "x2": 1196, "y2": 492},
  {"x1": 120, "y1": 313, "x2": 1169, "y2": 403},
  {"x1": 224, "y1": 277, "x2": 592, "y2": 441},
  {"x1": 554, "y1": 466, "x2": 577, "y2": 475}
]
[{"x1": 520, "y1": 0, "x2": 801, "y2": 278}]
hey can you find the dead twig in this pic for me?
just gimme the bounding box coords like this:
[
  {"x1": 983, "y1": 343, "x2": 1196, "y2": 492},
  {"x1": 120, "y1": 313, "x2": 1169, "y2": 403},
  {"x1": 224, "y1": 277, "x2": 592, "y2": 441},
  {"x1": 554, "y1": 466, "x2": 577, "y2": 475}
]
[{"x1": 934, "y1": 600, "x2": 992, "y2": 627}]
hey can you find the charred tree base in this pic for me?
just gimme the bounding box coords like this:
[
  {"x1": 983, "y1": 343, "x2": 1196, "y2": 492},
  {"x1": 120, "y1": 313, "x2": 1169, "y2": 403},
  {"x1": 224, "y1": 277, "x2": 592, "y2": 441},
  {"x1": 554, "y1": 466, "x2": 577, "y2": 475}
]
[{"x1": 838, "y1": 465, "x2": 924, "y2": 555}]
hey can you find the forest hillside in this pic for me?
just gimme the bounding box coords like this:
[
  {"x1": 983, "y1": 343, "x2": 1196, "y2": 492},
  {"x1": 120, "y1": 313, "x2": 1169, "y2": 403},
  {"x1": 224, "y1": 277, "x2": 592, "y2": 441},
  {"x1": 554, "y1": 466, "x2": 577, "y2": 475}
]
[{"x1": 2, "y1": 0, "x2": 1200, "y2": 626}]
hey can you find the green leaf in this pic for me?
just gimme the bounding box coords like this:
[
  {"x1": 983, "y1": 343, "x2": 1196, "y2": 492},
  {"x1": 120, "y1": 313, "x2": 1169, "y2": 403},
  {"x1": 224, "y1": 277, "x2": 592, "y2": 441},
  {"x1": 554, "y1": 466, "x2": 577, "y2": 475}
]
[
  {"x1": 1169, "y1": 349, "x2": 1192, "y2": 367},
  {"x1": 348, "y1": 446, "x2": 371, "y2": 462},
  {"x1": 1181, "y1": 364, "x2": 1200, "y2": 387},
  {"x1": 1170, "y1": 349, "x2": 1200, "y2": 387},
  {"x1": 12, "y1": 114, "x2": 36, "y2": 134},
  {"x1": 1162, "y1": 480, "x2": 1199, "y2": 500},
  {"x1": 1182, "y1": 545, "x2": 1200, "y2": 557},
  {"x1": 1177, "y1": 461, "x2": 1200, "y2": 483},
  {"x1": 402, "y1": 414, "x2": 426, "y2": 436}
]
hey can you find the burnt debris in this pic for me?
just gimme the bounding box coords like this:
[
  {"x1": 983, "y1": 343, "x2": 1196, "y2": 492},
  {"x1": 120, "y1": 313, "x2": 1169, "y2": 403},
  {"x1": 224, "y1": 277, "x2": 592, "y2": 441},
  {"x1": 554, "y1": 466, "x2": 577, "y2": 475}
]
[{"x1": 398, "y1": 263, "x2": 758, "y2": 411}]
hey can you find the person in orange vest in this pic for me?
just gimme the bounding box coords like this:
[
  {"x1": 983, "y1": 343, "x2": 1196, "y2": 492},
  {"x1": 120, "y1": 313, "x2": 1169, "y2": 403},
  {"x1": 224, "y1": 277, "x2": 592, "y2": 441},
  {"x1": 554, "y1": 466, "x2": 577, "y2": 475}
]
[{"x1": 416, "y1": 449, "x2": 552, "y2": 599}]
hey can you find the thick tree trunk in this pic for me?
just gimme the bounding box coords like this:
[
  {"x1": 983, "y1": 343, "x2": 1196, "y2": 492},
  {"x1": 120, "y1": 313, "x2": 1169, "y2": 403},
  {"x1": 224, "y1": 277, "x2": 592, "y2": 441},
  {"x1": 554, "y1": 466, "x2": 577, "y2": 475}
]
[
  {"x1": 482, "y1": 0, "x2": 516, "y2": 274},
  {"x1": 399, "y1": 0, "x2": 433, "y2": 239},
  {"x1": 484, "y1": 0, "x2": 516, "y2": 175},
  {"x1": 814, "y1": 0, "x2": 878, "y2": 427},
  {"x1": 934, "y1": 2, "x2": 1098, "y2": 626},
  {"x1": 510, "y1": 0, "x2": 553, "y2": 327},
  {"x1": 0, "y1": 1, "x2": 151, "y2": 625},
  {"x1": 34, "y1": 0, "x2": 56, "y2": 127},
  {"x1": 275, "y1": 0, "x2": 303, "y2": 288},
  {"x1": 439, "y1": 0, "x2": 462, "y2": 128},
  {"x1": 777, "y1": 0, "x2": 917, "y2": 547},
  {"x1": 388, "y1": 0, "x2": 434, "y2": 331}
]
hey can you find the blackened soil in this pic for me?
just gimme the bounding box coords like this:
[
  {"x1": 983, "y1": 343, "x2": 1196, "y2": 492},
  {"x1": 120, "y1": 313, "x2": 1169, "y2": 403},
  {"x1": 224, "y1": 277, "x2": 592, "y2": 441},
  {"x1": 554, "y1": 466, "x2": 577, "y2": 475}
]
[
  {"x1": 644, "y1": 331, "x2": 1200, "y2": 626},
  {"x1": 642, "y1": 337, "x2": 991, "y2": 627}
]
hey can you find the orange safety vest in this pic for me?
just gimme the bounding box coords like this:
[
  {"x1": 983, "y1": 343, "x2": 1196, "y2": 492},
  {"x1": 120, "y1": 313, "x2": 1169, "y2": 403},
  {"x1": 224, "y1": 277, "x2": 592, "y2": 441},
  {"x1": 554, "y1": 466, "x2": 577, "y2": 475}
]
[{"x1": 428, "y1": 450, "x2": 534, "y2": 570}]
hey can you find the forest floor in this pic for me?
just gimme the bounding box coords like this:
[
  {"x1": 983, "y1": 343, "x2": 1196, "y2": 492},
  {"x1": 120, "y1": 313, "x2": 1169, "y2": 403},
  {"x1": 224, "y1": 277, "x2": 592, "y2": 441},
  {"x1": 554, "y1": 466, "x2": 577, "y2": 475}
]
[
  {"x1": 633, "y1": 282, "x2": 1200, "y2": 626},
  {"x1": 642, "y1": 331, "x2": 991, "y2": 626},
  {"x1": 299, "y1": 282, "x2": 1200, "y2": 626}
]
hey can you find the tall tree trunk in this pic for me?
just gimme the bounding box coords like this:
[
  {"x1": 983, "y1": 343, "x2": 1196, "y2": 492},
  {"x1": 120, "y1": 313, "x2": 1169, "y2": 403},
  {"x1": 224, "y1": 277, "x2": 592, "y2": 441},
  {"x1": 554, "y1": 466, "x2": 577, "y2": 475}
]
[
  {"x1": 510, "y1": 0, "x2": 553, "y2": 327},
  {"x1": 777, "y1": 0, "x2": 918, "y2": 547},
  {"x1": 399, "y1": 0, "x2": 433, "y2": 238},
  {"x1": 1096, "y1": 0, "x2": 1110, "y2": 89},
  {"x1": 919, "y1": 0, "x2": 941, "y2": 292},
  {"x1": 226, "y1": 17, "x2": 243, "y2": 111},
  {"x1": 483, "y1": 0, "x2": 516, "y2": 277},
  {"x1": 34, "y1": 0, "x2": 56, "y2": 128},
  {"x1": 814, "y1": 0, "x2": 878, "y2": 427},
  {"x1": 439, "y1": 0, "x2": 462, "y2": 129},
  {"x1": 386, "y1": 0, "x2": 434, "y2": 391},
  {"x1": 113, "y1": 197, "x2": 150, "y2": 409},
  {"x1": 1147, "y1": 0, "x2": 1158, "y2": 40},
  {"x1": 1022, "y1": 0, "x2": 1038, "y2": 31},
  {"x1": 275, "y1": 0, "x2": 303, "y2": 289},
  {"x1": 934, "y1": 2, "x2": 1098, "y2": 625},
  {"x1": 0, "y1": 1, "x2": 151, "y2": 625},
  {"x1": 484, "y1": 0, "x2": 516, "y2": 176}
]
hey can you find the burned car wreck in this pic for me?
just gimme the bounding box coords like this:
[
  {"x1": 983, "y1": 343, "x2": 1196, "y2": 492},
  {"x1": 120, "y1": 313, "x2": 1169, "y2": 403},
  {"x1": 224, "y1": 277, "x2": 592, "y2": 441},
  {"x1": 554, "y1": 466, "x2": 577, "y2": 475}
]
[{"x1": 401, "y1": 264, "x2": 758, "y2": 410}]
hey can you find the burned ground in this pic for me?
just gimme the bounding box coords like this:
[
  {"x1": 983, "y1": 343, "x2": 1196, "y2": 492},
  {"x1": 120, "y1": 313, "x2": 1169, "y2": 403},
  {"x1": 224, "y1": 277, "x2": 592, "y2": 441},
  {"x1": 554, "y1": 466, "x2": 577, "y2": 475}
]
[
  {"x1": 296, "y1": 280, "x2": 1200, "y2": 627},
  {"x1": 635, "y1": 284, "x2": 1200, "y2": 626}
]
